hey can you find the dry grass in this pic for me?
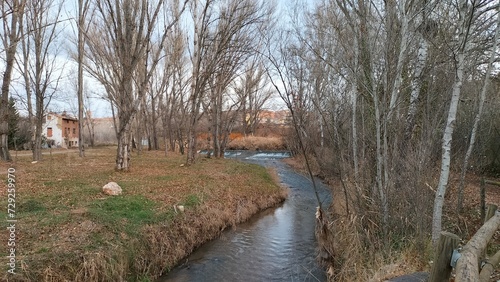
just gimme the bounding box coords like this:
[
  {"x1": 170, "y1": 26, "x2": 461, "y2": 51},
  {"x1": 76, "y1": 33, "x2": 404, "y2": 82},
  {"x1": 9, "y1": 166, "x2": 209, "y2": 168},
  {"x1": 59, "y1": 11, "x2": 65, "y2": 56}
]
[
  {"x1": 0, "y1": 147, "x2": 286, "y2": 281},
  {"x1": 226, "y1": 136, "x2": 285, "y2": 150},
  {"x1": 286, "y1": 153, "x2": 500, "y2": 281},
  {"x1": 318, "y1": 214, "x2": 431, "y2": 281}
]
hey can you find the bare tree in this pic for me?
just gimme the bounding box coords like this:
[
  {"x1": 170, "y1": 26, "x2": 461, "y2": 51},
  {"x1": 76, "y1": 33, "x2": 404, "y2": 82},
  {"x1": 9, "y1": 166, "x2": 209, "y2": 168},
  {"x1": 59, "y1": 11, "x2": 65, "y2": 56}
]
[
  {"x1": 159, "y1": 25, "x2": 189, "y2": 155},
  {"x1": 186, "y1": 0, "x2": 272, "y2": 163},
  {"x1": 236, "y1": 60, "x2": 273, "y2": 137},
  {"x1": 457, "y1": 2, "x2": 500, "y2": 213},
  {"x1": 83, "y1": 0, "x2": 187, "y2": 170},
  {"x1": 0, "y1": 0, "x2": 25, "y2": 161},
  {"x1": 21, "y1": 0, "x2": 65, "y2": 161},
  {"x1": 83, "y1": 92, "x2": 96, "y2": 147},
  {"x1": 77, "y1": 0, "x2": 90, "y2": 156},
  {"x1": 432, "y1": 0, "x2": 489, "y2": 244},
  {"x1": 186, "y1": 0, "x2": 209, "y2": 165}
]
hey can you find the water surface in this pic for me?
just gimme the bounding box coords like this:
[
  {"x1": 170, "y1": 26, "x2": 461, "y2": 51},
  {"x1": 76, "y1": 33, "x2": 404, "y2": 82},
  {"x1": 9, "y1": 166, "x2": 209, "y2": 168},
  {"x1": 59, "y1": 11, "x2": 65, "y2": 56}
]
[{"x1": 160, "y1": 151, "x2": 331, "y2": 282}]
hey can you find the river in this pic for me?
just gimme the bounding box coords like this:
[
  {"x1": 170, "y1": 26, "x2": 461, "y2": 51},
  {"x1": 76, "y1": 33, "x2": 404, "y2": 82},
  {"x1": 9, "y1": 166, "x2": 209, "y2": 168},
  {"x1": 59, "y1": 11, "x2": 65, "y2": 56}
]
[{"x1": 159, "y1": 151, "x2": 332, "y2": 282}]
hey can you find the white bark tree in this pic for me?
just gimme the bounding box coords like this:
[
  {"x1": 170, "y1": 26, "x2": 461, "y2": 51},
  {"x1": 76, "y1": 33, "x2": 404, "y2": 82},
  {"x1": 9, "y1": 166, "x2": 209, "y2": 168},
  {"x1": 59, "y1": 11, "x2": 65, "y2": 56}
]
[{"x1": 432, "y1": 0, "x2": 476, "y2": 244}]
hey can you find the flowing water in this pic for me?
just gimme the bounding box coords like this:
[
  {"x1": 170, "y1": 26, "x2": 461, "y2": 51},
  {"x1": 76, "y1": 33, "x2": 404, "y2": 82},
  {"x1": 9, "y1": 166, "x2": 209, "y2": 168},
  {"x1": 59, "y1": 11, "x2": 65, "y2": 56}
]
[{"x1": 160, "y1": 151, "x2": 331, "y2": 282}]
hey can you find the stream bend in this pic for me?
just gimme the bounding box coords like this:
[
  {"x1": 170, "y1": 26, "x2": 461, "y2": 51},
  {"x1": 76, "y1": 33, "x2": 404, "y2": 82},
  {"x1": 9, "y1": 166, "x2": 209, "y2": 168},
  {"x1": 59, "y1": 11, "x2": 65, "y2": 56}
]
[{"x1": 160, "y1": 151, "x2": 331, "y2": 282}]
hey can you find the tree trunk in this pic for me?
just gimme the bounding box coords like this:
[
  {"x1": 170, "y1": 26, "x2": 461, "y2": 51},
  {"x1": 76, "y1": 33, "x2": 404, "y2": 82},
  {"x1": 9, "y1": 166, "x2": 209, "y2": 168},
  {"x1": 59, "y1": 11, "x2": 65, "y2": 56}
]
[
  {"x1": 151, "y1": 92, "x2": 159, "y2": 150},
  {"x1": 432, "y1": 0, "x2": 471, "y2": 243},
  {"x1": 404, "y1": 36, "x2": 429, "y2": 143},
  {"x1": 32, "y1": 99, "x2": 43, "y2": 161},
  {"x1": 187, "y1": 0, "x2": 200, "y2": 165},
  {"x1": 116, "y1": 127, "x2": 132, "y2": 171},
  {"x1": 0, "y1": 2, "x2": 21, "y2": 161},
  {"x1": 77, "y1": 0, "x2": 86, "y2": 157},
  {"x1": 387, "y1": 0, "x2": 409, "y2": 119},
  {"x1": 374, "y1": 91, "x2": 388, "y2": 231}
]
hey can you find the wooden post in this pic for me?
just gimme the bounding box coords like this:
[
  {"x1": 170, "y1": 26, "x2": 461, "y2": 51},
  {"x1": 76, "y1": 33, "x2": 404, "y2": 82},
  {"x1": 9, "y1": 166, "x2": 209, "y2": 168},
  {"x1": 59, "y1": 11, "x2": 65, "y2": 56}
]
[
  {"x1": 482, "y1": 204, "x2": 498, "y2": 259},
  {"x1": 485, "y1": 204, "x2": 498, "y2": 223},
  {"x1": 479, "y1": 249, "x2": 500, "y2": 282},
  {"x1": 456, "y1": 210, "x2": 500, "y2": 282},
  {"x1": 485, "y1": 179, "x2": 500, "y2": 187},
  {"x1": 429, "y1": 231, "x2": 461, "y2": 282},
  {"x1": 481, "y1": 178, "x2": 486, "y2": 221}
]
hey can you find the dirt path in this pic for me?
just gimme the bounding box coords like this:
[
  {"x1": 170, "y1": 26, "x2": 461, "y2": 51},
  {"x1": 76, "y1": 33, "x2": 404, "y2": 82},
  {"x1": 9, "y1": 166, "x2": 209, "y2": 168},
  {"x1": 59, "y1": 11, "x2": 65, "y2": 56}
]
[{"x1": 11, "y1": 148, "x2": 82, "y2": 157}]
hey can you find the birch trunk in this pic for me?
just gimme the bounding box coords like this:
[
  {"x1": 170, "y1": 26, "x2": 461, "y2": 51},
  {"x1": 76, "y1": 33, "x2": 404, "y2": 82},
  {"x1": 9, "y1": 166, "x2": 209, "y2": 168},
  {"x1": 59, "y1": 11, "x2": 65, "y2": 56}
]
[
  {"x1": 432, "y1": 0, "x2": 472, "y2": 243},
  {"x1": 388, "y1": 0, "x2": 409, "y2": 118},
  {"x1": 404, "y1": 35, "x2": 429, "y2": 142},
  {"x1": 457, "y1": 5, "x2": 500, "y2": 213}
]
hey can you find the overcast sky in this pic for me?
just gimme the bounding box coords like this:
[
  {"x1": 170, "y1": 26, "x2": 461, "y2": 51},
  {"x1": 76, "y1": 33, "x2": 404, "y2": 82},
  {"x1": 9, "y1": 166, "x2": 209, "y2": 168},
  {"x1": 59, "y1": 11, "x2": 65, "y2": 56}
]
[{"x1": 3, "y1": 0, "x2": 317, "y2": 118}]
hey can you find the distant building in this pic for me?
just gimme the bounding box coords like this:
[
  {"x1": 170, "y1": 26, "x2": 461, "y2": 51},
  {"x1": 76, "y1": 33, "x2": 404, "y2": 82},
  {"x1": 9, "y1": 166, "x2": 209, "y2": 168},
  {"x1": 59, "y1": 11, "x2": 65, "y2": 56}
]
[
  {"x1": 42, "y1": 112, "x2": 79, "y2": 148},
  {"x1": 83, "y1": 116, "x2": 117, "y2": 145},
  {"x1": 258, "y1": 110, "x2": 290, "y2": 125}
]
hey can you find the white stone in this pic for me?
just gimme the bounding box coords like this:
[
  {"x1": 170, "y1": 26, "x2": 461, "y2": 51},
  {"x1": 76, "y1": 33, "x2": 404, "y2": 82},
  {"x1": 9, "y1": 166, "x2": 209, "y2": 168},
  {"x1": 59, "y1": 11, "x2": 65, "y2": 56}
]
[{"x1": 102, "y1": 182, "x2": 122, "y2": 196}]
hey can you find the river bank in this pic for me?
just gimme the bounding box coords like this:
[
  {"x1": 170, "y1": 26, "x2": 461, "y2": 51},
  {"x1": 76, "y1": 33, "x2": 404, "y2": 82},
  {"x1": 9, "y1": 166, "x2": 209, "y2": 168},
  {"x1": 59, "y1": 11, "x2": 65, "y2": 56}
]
[{"x1": 0, "y1": 147, "x2": 286, "y2": 281}]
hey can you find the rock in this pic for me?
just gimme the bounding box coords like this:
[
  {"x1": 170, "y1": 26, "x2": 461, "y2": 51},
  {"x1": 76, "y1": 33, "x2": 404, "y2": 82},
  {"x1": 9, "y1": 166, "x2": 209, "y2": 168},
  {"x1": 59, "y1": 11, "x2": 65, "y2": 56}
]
[
  {"x1": 102, "y1": 182, "x2": 122, "y2": 196},
  {"x1": 174, "y1": 205, "x2": 185, "y2": 213}
]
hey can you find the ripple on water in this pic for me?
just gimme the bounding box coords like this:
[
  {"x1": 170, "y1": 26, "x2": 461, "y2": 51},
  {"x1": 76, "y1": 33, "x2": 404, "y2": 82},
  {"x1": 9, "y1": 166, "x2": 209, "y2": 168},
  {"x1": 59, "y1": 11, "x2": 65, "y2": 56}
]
[{"x1": 160, "y1": 151, "x2": 329, "y2": 282}]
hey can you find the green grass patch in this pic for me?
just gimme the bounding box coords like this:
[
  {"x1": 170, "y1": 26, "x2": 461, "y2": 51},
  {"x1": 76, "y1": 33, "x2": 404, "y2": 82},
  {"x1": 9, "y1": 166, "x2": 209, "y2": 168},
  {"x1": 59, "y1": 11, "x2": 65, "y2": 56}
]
[
  {"x1": 40, "y1": 212, "x2": 72, "y2": 227},
  {"x1": 88, "y1": 195, "x2": 166, "y2": 235},
  {"x1": 36, "y1": 247, "x2": 50, "y2": 254},
  {"x1": 19, "y1": 199, "x2": 46, "y2": 213},
  {"x1": 182, "y1": 194, "x2": 202, "y2": 207},
  {"x1": 117, "y1": 180, "x2": 142, "y2": 190}
]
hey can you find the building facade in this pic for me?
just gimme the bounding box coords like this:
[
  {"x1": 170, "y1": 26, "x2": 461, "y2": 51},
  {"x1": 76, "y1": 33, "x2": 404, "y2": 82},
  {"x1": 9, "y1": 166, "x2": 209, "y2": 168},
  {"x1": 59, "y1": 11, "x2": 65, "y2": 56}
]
[{"x1": 43, "y1": 112, "x2": 79, "y2": 148}]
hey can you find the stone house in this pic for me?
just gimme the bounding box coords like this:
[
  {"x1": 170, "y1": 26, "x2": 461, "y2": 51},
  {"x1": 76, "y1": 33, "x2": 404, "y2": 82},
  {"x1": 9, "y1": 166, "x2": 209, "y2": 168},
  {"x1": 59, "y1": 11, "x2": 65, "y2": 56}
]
[{"x1": 42, "y1": 112, "x2": 79, "y2": 148}]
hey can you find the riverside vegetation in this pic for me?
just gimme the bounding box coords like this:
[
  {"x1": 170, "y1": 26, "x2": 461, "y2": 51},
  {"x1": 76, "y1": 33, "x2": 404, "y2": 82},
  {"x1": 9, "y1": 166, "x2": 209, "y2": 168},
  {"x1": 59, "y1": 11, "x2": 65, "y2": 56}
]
[{"x1": 0, "y1": 146, "x2": 286, "y2": 281}]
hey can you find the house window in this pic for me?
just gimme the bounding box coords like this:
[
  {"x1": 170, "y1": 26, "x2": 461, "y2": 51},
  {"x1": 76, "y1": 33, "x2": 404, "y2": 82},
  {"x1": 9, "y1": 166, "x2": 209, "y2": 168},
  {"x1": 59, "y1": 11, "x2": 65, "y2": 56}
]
[
  {"x1": 73, "y1": 128, "x2": 76, "y2": 134},
  {"x1": 47, "y1": 127, "x2": 53, "y2": 137},
  {"x1": 47, "y1": 115, "x2": 52, "y2": 120}
]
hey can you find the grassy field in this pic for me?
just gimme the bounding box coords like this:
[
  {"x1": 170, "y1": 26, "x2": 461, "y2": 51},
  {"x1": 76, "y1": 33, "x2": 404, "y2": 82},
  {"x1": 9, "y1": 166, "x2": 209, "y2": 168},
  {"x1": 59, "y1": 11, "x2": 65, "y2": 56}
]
[{"x1": 0, "y1": 147, "x2": 286, "y2": 281}]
